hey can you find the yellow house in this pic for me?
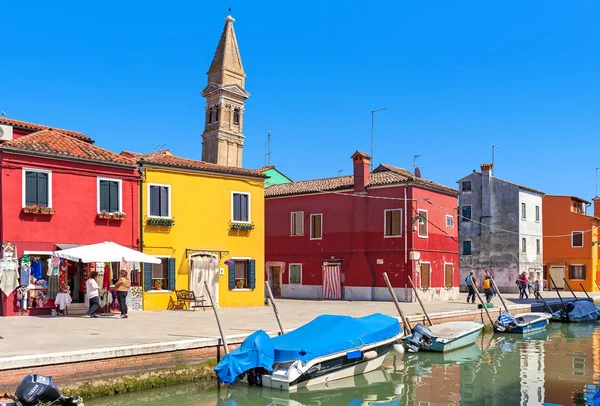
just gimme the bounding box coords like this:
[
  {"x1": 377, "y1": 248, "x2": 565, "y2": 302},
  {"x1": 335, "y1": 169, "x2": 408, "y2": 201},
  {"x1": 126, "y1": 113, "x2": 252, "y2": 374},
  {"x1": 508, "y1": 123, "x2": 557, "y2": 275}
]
[{"x1": 133, "y1": 150, "x2": 265, "y2": 309}]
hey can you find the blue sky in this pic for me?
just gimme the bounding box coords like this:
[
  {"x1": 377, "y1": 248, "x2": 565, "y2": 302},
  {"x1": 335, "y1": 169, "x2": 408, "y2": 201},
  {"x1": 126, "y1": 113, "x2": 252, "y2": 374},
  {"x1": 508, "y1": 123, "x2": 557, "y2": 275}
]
[{"x1": 3, "y1": 1, "x2": 600, "y2": 199}]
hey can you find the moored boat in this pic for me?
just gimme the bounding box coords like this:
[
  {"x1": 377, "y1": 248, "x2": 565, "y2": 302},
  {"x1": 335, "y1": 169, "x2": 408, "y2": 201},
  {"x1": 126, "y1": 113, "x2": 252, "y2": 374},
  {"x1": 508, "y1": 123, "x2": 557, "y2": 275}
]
[
  {"x1": 494, "y1": 312, "x2": 552, "y2": 333},
  {"x1": 551, "y1": 300, "x2": 600, "y2": 323},
  {"x1": 214, "y1": 313, "x2": 403, "y2": 392},
  {"x1": 402, "y1": 321, "x2": 484, "y2": 353}
]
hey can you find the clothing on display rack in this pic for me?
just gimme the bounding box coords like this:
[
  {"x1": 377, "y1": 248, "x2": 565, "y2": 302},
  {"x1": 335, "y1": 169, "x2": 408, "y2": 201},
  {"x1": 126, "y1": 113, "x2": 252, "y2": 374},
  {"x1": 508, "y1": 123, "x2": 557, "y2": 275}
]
[
  {"x1": 19, "y1": 263, "x2": 31, "y2": 286},
  {"x1": 0, "y1": 266, "x2": 19, "y2": 295},
  {"x1": 31, "y1": 260, "x2": 43, "y2": 280},
  {"x1": 47, "y1": 276, "x2": 59, "y2": 300}
]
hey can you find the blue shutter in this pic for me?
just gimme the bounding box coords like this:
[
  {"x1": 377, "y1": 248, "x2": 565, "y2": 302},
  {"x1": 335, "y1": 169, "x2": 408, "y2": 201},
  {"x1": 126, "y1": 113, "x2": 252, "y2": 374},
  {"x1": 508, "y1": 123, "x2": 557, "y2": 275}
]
[
  {"x1": 25, "y1": 172, "x2": 37, "y2": 205},
  {"x1": 168, "y1": 258, "x2": 176, "y2": 290},
  {"x1": 228, "y1": 260, "x2": 236, "y2": 290},
  {"x1": 160, "y1": 187, "x2": 169, "y2": 217},
  {"x1": 143, "y1": 262, "x2": 153, "y2": 291},
  {"x1": 37, "y1": 173, "x2": 48, "y2": 206},
  {"x1": 233, "y1": 194, "x2": 241, "y2": 221},
  {"x1": 109, "y1": 181, "x2": 119, "y2": 212},
  {"x1": 149, "y1": 186, "x2": 160, "y2": 216},
  {"x1": 249, "y1": 260, "x2": 256, "y2": 289},
  {"x1": 99, "y1": 181, "x2": 110, "y2": 212}
]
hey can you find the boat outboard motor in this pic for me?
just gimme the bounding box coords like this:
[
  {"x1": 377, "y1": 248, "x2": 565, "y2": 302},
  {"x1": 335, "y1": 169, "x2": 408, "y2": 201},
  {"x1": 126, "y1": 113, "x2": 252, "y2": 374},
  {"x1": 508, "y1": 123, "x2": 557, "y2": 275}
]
[
  {"x1": 14, "y1": 375, "x2": 81, "y2": 406},
  {"x1": 559, "y1": 302, "x2": 575, "y2": 322},
  {"x1": 404, "y1": 323, "x2": 433, "y2": 353}
]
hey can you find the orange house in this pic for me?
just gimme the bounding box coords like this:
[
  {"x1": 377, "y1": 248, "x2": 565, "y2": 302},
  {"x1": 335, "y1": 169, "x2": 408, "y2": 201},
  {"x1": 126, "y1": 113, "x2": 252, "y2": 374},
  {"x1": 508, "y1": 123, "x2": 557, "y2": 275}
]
[{"x1": 543, "y1": 195, "x2": 600, "y2": 292}]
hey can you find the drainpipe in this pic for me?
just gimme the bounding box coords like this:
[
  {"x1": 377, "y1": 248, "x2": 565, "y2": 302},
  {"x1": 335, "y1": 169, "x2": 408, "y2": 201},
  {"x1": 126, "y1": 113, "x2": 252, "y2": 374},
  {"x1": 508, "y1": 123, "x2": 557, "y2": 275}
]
[
  {"x1": 404, "y1": 185, "x2": 408, "y2": 302},
  {"x1": 138, "y1": 167, "x2": 144, "y2": 253}
]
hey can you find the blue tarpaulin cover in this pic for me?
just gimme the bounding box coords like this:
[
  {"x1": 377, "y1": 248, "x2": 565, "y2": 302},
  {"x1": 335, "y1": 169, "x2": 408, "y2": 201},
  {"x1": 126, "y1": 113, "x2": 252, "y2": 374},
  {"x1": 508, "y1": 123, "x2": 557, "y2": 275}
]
[
  {"x1": 271, "y1": 313, "x2": 401, "y2": 363},
  {"x1": 215, "y1": 330, "x2": 274, "y2": 384}
]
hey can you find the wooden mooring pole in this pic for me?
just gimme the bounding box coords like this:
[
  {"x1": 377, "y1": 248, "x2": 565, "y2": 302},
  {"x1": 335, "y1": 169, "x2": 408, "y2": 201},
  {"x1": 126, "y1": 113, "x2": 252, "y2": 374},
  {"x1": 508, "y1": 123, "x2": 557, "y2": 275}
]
[
  {"x1": 489, "y1": 277, "x2": 509, "y2": 313},
  {"x1": 579, "y1": 283, "x2": 592, "y2": 300},
  {"x1": 383, "y1": 272, "x2": 412, "y2": 332},
  {"x1": 469, "y1": 276, "x2": 494, "y2": 326},
  {"x1": 407, "y1": 275, "x2": 433, "y2": 326},
  {"x1": 549, "y1": 276, "x2": 565, "y2": 307},
  {"x1": 204, "y1": 281, "x2": 229, "y2": 354},
  {"x1": 595, "y1": 280, "x2": 600, "y2": 291},
  {"x1": 563, "y1": 278, "x2": 578, "y2": 300},
  {"x1": 536, "y1": 291, "x2": 555, "y2": 314},
  {"x1": 265, "y1": 281, "x2": 285, "y2": 335}
]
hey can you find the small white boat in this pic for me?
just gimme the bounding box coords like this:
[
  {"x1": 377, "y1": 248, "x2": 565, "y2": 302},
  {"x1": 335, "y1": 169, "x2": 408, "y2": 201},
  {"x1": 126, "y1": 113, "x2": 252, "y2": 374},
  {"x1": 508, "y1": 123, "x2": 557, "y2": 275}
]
[
  {"x1": 214, "y1": 313, "x2": 403, "y2": 392},
  {"x1": 551, "y1": 300, "x2": 600, "y2": 323},
  {"x1": 403, "y1": 321, "x2": 484, "y2": 353},
  {"x1": 494, "y1": 312, "x2": 552, "y2": 334}
]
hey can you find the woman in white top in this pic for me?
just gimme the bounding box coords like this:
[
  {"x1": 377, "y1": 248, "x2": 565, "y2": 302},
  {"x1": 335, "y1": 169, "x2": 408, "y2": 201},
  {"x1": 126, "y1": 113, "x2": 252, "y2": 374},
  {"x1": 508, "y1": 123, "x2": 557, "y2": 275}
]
[{"x1": 86, "y1": 271, "x2": 101, "y2": 318}]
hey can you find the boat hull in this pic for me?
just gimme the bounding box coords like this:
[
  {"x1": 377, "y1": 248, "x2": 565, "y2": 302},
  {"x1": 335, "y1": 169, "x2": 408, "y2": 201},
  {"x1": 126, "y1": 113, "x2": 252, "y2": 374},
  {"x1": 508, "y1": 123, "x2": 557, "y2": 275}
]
[
  {"x1": 428, "y1": 326, "x2": 483, "y2": 352},
  {"x1": 403, "y1": 322, "x2": 484, "y2": 353},
  {"x1": 495, "y1": 312, "x2": 552, "y2": 334}
]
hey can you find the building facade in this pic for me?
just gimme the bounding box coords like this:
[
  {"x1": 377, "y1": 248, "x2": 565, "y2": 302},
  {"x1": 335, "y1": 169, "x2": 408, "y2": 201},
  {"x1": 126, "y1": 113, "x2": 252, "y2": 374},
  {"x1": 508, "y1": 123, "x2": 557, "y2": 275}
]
[
  {"x1": 265, "y1": 151, "x2": 459, "y2": 302},
  {"x1": 543, "y1": 195, "x2": 599, "y2": 292},
  {"x1": 0, "y1": 118, "x2": 139, "y2": 316},
  {"x1": 458, "y1": 163, "x2": 544, "y2": 293}
]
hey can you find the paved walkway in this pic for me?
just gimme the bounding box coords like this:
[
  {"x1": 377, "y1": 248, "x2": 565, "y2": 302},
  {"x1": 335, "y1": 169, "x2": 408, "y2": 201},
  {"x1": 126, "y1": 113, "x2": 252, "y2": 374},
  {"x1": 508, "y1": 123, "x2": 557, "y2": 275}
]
[{"x1": 0, "y1": 291, "x2": 596, "y2": 358}]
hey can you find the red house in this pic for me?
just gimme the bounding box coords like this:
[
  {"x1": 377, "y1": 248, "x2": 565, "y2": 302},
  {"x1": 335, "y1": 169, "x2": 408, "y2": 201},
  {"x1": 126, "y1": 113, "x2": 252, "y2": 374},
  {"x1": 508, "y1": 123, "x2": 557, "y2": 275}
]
[
  {"x1": 265, "y1": 151, "x2": 459, "y2": 302},
  {"x1": 0, "y1": 117, "x2": 140, "y2": 316}
]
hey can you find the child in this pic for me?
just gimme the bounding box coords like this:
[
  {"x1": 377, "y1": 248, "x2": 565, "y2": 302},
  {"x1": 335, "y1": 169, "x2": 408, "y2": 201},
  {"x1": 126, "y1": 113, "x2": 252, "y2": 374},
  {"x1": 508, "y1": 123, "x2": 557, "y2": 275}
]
[
  {"x1": 483, "y1": 276, "x2": 493, "y2": 303},
  {"x1": 533, "y1": 279, "x2": 540, "y2": 301}
]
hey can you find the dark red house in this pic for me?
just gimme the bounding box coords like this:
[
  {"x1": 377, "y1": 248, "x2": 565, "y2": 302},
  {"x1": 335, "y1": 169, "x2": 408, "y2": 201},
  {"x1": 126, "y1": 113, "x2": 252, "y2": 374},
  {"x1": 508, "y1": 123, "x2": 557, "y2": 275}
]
[
  {"x1": 0, "y1": 117, "x2": 139, "y2": 316},
  {"x1": 265, "y1": 151, "x2": 459, "y2": 302}
]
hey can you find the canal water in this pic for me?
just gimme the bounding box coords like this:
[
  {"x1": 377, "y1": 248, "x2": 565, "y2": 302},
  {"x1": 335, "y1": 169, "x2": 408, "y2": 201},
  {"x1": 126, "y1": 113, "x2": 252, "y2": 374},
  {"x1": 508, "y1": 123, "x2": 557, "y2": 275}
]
[{"x1": 87, "y1": 322, "x2": 600, "y2": 406}]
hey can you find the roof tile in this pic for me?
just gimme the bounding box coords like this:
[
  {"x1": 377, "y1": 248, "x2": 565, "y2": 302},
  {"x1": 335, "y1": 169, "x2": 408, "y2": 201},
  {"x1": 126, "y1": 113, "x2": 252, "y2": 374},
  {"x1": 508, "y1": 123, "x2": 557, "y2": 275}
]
[{"x1": 0, "y1": 117, "x2": 93, "y2": 142}]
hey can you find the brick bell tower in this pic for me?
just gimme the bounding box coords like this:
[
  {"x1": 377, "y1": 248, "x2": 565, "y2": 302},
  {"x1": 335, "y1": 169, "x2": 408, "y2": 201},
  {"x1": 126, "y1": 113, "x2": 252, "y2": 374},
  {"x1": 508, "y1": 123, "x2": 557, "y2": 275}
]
[{"x1": 201, "y1": 15, "x2": 250, "y2": 168}]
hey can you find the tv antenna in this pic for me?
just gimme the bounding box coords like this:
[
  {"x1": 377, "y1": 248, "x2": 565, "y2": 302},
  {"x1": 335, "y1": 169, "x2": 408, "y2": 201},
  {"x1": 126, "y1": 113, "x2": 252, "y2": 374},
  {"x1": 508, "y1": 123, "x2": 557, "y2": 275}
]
[
  {"x1": 264, "y1": 131, "x2": 272, "y2": 166},
  {"x1": 413, "y1": 155, "x2": 421, "y2": 169},
  {"x1": 338, "y1": 169, "x2": 344, "y2": 176},
  {"x1": 153, "y1": 144, "x2": 166, "y2": 151}
]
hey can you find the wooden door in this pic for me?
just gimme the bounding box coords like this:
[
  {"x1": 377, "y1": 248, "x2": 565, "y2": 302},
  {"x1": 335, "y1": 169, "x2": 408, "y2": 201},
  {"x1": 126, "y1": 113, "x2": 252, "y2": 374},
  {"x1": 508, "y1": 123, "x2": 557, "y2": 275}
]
[
  {"x1": 550, "y1": 267, "x2": 565, "y2": 288},
  {"x1": 270, "y1": 266, "x2": 282, "y2": 298},
  {"x1": 421, "y1": 263, "x2": 431, "y2": 288}
]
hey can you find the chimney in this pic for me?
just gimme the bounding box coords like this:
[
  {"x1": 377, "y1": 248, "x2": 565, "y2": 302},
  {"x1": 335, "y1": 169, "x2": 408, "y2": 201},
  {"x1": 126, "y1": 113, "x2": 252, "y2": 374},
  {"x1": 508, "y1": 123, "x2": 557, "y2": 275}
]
[
  {"x1": 593, "y1": 197, "x2": 600, "y2": 218},
  {"x1": 480, "y1": 163, "x2": 493, "y2": 178},
  {"x1": 351, "y1": 151, "x2": 371, "y2": 194}
]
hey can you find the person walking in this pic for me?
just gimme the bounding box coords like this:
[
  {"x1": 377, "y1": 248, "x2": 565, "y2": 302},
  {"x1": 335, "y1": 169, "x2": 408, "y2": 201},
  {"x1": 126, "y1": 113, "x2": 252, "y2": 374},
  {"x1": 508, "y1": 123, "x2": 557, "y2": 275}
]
[
  {"x1": 114, "y1": 270, "x2": 130, "y2": 319},
  {"x1": 485, "y1": 270, "x2": 497, "y2": 297},
  {"x1": 86, "y1": 271, "x2": 101, "y2": 318},
  {"x1": 518, "y1": 273, "x2": 529, "y2": 299},
  {"x1": 533, "y1": 279, "x2": 541, "y2": 301},
  {"x1": 466, "y1": 271, "x2": 476, "y2": 304},
  {"x1": 483, "y1": 276, "x2": 493, "y2": 304}
]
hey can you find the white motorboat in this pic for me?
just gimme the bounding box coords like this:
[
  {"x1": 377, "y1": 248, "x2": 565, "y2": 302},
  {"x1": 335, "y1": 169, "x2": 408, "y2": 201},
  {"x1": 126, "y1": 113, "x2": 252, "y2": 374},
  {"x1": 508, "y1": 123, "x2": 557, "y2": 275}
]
[{"x1": 403, "y1": 321, "x2": 484, "y2": 353}]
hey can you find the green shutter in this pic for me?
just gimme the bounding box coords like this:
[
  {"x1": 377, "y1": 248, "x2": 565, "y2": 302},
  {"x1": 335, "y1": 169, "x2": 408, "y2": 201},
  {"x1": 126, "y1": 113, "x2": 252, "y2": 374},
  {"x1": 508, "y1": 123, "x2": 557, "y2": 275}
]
[
  {"x1": 99, "y1": 181, "x2": 110, "y2": 212},
  {"x1": 109, "y1": 181, "x2": 119, "y2": 212},
  {"x1": 168, "y1": 258, "x2": 176, "y2": 290},
  {"x1": 143, "y1": 263, "x2": 153, "y2": 291},
  {"x1": 25, "y1": 172, "x2": 38, "y2": 206},
  {"x1": 37, "y1": 173, "x2": 48, "y2": 206},
  {"x1": 249, "y1": 260, "x2": 256, "y2": 289},
  {"x1": 228, "y1": 260, "x2": 236, "y2": 290},
  {"x1": 149, "y1": 186, "x2": 160, "y2": 216},
  {"x1": 160, "y1": 187, "x2": 169, "y2": 217}
]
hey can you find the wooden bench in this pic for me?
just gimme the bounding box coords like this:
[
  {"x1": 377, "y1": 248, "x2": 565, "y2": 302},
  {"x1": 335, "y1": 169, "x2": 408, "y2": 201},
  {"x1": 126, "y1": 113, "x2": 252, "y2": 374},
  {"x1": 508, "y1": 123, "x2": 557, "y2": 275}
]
[{"x1": 170, "y1": 290, "x2": 206, "y2": 311}]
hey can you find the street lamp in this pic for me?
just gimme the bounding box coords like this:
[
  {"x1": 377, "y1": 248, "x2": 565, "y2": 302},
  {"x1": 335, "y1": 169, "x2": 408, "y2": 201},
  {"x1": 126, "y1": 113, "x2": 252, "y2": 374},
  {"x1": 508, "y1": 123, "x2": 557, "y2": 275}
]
[{"x1": 371, "y1": 108, "x2": 388, "y2": 169}]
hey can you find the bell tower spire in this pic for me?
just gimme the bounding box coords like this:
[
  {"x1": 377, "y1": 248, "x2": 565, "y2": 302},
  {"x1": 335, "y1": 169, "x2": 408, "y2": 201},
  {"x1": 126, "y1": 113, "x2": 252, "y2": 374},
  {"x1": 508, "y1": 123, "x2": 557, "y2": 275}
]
[{"x1": 201, "y1": 14, "x2": 250, "y2": 168}]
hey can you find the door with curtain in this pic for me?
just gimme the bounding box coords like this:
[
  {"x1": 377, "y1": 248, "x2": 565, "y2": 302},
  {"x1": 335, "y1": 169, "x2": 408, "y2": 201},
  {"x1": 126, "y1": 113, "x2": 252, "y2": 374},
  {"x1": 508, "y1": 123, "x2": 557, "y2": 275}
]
[
  {"x1": 190, "y1": 254, "x2": 219, "y2": 306},
  {"x1": 322, "y1": 263, "x2": 342, "y2": 300}
]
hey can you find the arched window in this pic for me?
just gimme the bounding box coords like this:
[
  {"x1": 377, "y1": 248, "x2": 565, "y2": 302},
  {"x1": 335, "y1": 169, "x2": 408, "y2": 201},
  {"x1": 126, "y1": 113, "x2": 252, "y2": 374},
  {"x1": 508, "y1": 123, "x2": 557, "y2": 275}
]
[
  {"x1": 208, "y1": 108, "x2": 213, "y2": 124},
  {"x1": 215, "y1": 106, "x2": 220, "y2": 122},
  {"x1": 233, "y1": 108, "x2": 240, "y2": 125}
]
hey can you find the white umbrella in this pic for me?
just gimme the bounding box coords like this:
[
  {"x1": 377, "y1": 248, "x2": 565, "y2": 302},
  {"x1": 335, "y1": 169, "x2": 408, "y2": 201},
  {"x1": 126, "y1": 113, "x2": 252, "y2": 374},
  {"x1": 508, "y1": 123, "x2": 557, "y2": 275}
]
[{"x1": 53, "y1": 241, "x2": 161, "y2": 264}]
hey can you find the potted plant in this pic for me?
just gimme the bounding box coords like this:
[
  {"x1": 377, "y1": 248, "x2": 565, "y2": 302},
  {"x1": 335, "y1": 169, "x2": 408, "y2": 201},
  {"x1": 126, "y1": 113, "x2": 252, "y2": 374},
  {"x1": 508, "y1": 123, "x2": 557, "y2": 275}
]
[
  {"x1": 23, "y1": 204, "x2": 40, "y2": 214},
  {"x1": 230, "y1": 222, "x2": 255, "y2": 230},
  {"x1": 97, "y1": 210, "x2": 110, "y2": 219},
  {"x1": 154, "y1": 280, "x2": 163, "y2": 290},
  {"x1": 39, "y1": 205, "x2": 55, "y2": 215},
  {"x1": 147, "y1": 217, "x2": 175, "y2": 226},
  {"x1": 113, "y1": 211, "x2": 126, "y2": 220}
]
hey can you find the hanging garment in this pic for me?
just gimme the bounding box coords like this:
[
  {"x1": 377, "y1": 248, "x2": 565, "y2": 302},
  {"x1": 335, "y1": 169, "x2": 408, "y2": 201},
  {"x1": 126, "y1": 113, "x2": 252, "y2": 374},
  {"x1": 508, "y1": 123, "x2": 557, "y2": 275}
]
[
  {"x1": 31, "y1": 260, "x2": 43, "y2": 280},
  {"x1": 0, "y1": 268, "x2": 19, "y2": 295},
  {"x1": 47, "y1": 275, "x2": 59, "y2": 300},
  {"x1": 103, "y1": 264, "x2": 110, "y2": 289},
  {"x1": 18, "y1": 287, "x2": 29, "y2": 311},
  {"x1": 19, "y1": 264, "x2": 31, "y2": 286}
]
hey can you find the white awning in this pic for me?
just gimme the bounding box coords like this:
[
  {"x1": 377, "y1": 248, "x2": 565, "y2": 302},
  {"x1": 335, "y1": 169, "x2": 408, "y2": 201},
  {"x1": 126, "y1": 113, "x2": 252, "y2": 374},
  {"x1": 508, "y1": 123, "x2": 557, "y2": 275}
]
[{"x1": 53, "y1": 241, "x2": 161, "y2": 264}]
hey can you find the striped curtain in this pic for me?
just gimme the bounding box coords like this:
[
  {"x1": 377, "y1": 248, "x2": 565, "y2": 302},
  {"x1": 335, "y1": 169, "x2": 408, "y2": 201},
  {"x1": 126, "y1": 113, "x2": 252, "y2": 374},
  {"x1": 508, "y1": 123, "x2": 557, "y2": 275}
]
[{"x1": 322, "y1": 264, "x2": 342, "y2": 300}]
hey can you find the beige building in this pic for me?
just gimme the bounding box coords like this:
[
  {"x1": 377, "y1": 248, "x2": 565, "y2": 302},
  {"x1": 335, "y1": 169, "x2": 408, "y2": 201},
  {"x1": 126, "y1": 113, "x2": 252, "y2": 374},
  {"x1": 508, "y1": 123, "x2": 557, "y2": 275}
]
[{"x1": 201, "y1": 15, "x2": 249, "y2": 168}]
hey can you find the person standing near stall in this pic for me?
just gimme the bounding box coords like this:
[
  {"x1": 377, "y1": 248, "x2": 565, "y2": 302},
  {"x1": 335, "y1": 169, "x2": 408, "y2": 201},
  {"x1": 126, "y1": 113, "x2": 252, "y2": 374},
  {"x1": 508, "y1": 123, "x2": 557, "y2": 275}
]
[
  {"x1": 86, "y1": 271, "x2": 101, "y2": 318},
  {"x1": 114, "y1": 270, "x2": 130, "y2": 319}
]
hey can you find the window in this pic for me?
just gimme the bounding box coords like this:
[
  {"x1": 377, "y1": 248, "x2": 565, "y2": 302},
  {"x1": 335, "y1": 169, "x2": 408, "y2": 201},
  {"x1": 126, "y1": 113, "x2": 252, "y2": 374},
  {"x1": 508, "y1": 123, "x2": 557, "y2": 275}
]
[
  {"x1": 521, "y1": 203, "x2": 526, "y2": 220},
  {"x1": 446, "y1": 215, "x2": 454, "y2": 228},
  {"x1": 310, "y1": 214, "x2": 322, "y2": 239},
  {"x1": 418, "y1": 210, "x2": 428, "y2": 238},
  {"x1": 233, "y1": 108, "x2": 240, "y2": 125},
  {"x1": 462, "y1": 181, "x2": 472, "y2": 191},
  {"x1": 289, "y1": 264, "x2": 302, "y2": 284},
  {"x1": 461, "y1": 205, "x2": 472, "y2": 221},
  {"x1": 572, "y1": 231, "x2": 584, "y2": 247},
  {"x1": 521, "y1": 238, "x2": 527, "y2": 253},
  {"x1": 232, "y1": 192, "x2": 250, "y2": 222},
  {"x1": 23, "y1": 169, "x2": 51, "y2": 207},
  {"x1": 151, "y1": 258, "x2": 171, "y2": 290},
  {"x1": 215, "y1": 106, "x2": 220, "y2": 122},
  {"x1": 535, "y1": 206, "x2": 540, "y2": 222},
  {"x1": 420, "y1": 263, "x2": 431, "y2": 288},
  {"x1": 463, "y1": 241, "x2": 472, "y2": 255},
  {"x1": 291, "y1": 212, "x2": 304, "y2": 236},
  {"x1": 569, "y1": 265, "x2": 586, "y2": 280},
  {"x1": 149, "y1": 184, "x2": 171, "y2": 218},
  {"x1": 228, "y1": 259, "x2": 256, "y2": 290},
  {"x1": 385, "y1": 209, "x2": 402, "y2": 236},
  {"x1": 98, "y1": 178, "x2": 121, "y2": 213},
  {"x1": 536, "y1": 239, "x2": 541, "y2": 255},
  {"x1": 444, "y1": 264, "x2": 454, "y2": 288}
]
